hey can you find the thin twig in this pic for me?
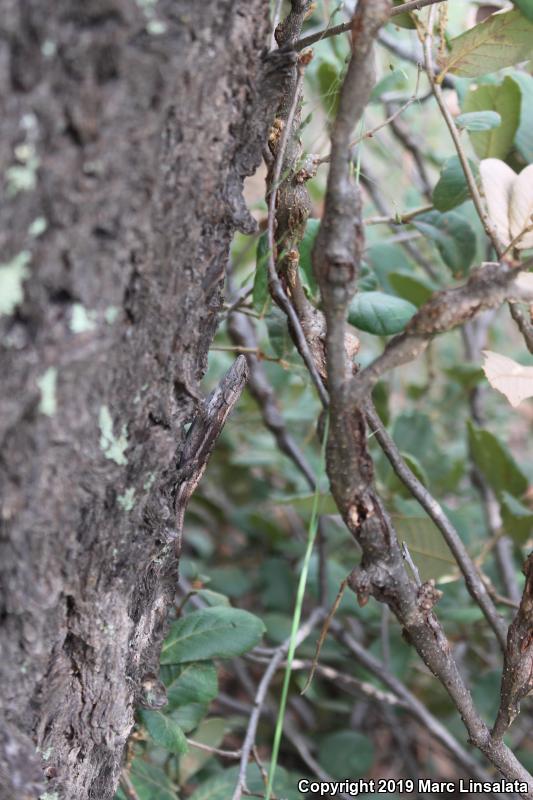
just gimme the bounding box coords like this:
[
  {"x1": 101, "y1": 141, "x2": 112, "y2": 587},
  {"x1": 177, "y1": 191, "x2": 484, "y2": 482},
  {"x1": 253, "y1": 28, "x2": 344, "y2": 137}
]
[
  {"x1": 316, "y1": 76, "x2": 422, "y2": 166},
  {"x1": 328, "y1": 619, "x2": 514, "y2": 794},
  {"x1": 365, "y1": 401, "x2": 507, "y2": 649},
  {"x1": 364, "y1": 203, "x2": 433, "y2": 226},
  {"x1": 294, "y1": 0, "x2": 447, "y2": 51},
  {"x1": 187, "y1": 739, "x2": 241, "y2": 758},
  {"x1": 231, "y1": 609, "x2": 322, "y2": 800},
  {"x1": 349, "y1": 262, "x2": 528, "y2": 404}
]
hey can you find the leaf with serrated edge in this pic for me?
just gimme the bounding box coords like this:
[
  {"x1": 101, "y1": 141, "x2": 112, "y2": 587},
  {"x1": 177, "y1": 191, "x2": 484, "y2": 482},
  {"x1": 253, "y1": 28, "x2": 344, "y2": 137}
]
[
  {"x1": 509, "y1": 164, "x2": 533, "y2": 249},
  {"x1": 441, "y1": 10, "x2": 533, "y2": 78},
  {"x1": 482, "y1": 350, "x2": 533, "y2": 407},
  {"x1": 479, "y1": 158, "x2": 515, "y2": 247}
]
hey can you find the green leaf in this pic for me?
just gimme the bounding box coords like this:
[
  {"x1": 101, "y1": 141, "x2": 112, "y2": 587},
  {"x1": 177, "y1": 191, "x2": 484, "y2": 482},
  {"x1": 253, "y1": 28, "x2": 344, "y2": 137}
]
[
  {"x1": 347, "y1": 291, "x2": 417, "y2": 335},
  {"x1": 179, "y1": 718, "x2": 226, "y2": 784},
  {"x1": 299, "y1": 218, "x2": 320, "y2": 297},
  {"x1": 318, "y1": 731, "x2": 374, "y2": 779},
  {"x1": 393, "y1": 516, "x2": 457, "y2": 582},
  {"x1": 386, "y1": 453, "x2": 429, "y2": 498},
  {"x1": 208, "y1": 565, "x2": 252, "y2": 598},
  {"x1": 266, "y1": 306, "x2": 294, "y2": 359},
  {"x1": 513, "y1": 0, "x2": 533, "y2": 22},
  {"x1": 444, "y1": 363, "x2": 485, "y2": 390},
  {"x1": 366, "y1": 242, "x2": 415, "y2": 291},
  {"x1": 388, "y1": 272, "x2": 435, "y2": 307},
  {"x1": 370, "y1": 67, "x2": 409, "y2": 102},
  {"x1": 500, "y1": 490, "x2": 533, "y2": 545},
  {"x1": 172, "y1": 703, "x2": 208, "y2": 733},
  {"x1": 433, "y1": 156, "x2": 478, "y2": 212},
  {"x1": 161, "y1": 607, "x2": 265, "y2": 665},
  {"x1": 413, "y1": 210, "x2": 476, "y2": 275},
  {"x1": 260, "y1": 557, "x2": 294, "y2": 612},
  {"x1": 188, "y1": 764, "x2": 300, "y2": 800},
  {"x1": 196, "y1": 588, "x2": 231, "y2": 607},
  {"x1": 252, "y1": 233, "x2": 271, "y2": 316},
  {"x1": 116, "y1": 759, "x2": 179, "y2": 800},
  {"x1": 467, "y1": 420, "x2": 528, "y2": 498},
  {"x1": 317, "y1": 58, "x2": 341, "y2": 117},
  {"x1": 441, "y1": 9, "x2": 533, "y2": 78},
  {"x1": 359, "y1": 261, "x2": 379, "y2": 292},
  {"x1": 139, "y1": 709, "x2": 188, "y2": 754},
  {"x1": 160, "y1": 662, "x2": 218, "y2": 711},
  {"x1": 273, "y1": 492, "x2": 338, "y2": 516},
  {"x1": 510, "y1": 70, "x2": 533, "y2": 163},
  {"x1": 462, "y1": 77, "x2": 521, "y2": 159},
  {"x1": 472, "y1": 671, "x2": 502, "y2": 720},
  {"x1": 455, "y1": 110, "x2": 502, "y2": 131},
  {"x1": 392, "y1": 412, "x2": 464, "y2": 494}
]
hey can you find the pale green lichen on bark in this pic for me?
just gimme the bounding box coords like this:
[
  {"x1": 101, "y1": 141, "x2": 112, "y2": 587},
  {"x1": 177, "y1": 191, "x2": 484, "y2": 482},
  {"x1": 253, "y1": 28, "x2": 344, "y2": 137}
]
[
  {"x1": 99, "y1": 405, "x2": 129, "y2": 465},
  {"x1": 117, "y1": 487, "x2": 136, "y2": 511},
  {"x1": 104, "y1": 305, "x2": 120, "y2": 324},
  {"x1": 143, "y1": 472, "x2": 156, "y2": 490},
  {"x1": 28, "y1": 217, "x2": 48, "y2": 237},
  {"x1": 37, "y1": 368, "x2": 58, "y2": 416},
  {"x1": 0, "y1": 250, "x2": 31, "y2": 316},
  {"x1": 70, "y1": 303, "x2": 97, "y2": 333}
]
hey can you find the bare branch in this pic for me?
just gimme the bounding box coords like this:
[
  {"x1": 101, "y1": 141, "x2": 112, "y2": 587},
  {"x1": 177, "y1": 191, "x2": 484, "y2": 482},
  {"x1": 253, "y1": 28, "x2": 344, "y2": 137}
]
[
  {"x1": 493, "y1": 553, "x2": 533, "y2": 741},
  {"x1": 328, "y1": 619, "x2": 522, "y2": 794},
  {"x1": 365, "y1": 401, "x2": 507, "y2": 649},
  {"x1": 509, "y1": 303, "x2": 533, "y2": 355},
  {"x1": 349, "y1": 263, "x2": 525, "y2": 404}
]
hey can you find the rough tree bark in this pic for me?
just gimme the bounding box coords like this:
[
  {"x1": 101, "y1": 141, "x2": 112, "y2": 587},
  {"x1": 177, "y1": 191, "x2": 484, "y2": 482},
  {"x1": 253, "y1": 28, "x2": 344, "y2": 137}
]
[{"x1": 0, "y1": 2, "x2": 273, "y2": 798}]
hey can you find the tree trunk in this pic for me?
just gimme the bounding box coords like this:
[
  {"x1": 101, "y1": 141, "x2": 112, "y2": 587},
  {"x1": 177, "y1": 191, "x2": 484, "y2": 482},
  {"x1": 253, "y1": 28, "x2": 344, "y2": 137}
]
[{"x1": 0, "y1": 2, "x2": 270, "y2": 798}]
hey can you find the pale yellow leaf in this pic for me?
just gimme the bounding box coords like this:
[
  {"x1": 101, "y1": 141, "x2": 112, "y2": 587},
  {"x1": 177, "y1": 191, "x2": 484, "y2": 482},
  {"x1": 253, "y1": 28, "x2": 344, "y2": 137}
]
[
  {"x1": 480, "y1": 158, "x2": 515, "y2": 247},
  {"x1": 482, "y1": 350, "x2": 533, "y2": 407},
  {"x1": 509, "y1": 164, "x2": 533, "y2": 250}
]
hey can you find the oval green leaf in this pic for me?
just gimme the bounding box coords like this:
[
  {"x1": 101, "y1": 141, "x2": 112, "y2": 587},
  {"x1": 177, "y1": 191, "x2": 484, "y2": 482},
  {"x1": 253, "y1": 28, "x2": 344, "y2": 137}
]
[
  {"x1": 160, "y1": 607, "x2": 265, "y2": 664},
  {"x1": 139, "y1": 709, "x2": 188, "y2": 754},
  {"x1": 462, "y1": 77, "x2": 521, "y2": 159},
  {"x1": 394, "y1": 516, "x2": 457, "y2": 582},
  {"x1": 413, "y1": 210, "x2": 476, "y2": 275},
  {"x1": 455, "y1": 110, "x2": 501, "y2": 132},
  {"x1": 348, "y1": 291, "x2": 417, "y2": 335},
  {"x1": 441, "y1": 9, "x2": 533, "y2": 78},
  {"x1": 467, "y1": 420, "x2": 528, "y2": 498},
  {"x1": 388, "y1": 272, "x2": 436, "y2": 307},
  {"x1": 318, "y1": 730, "x2": 375, "y2": 779},
  {"x1": 116, "y1": 759, "x2": 178, "y2": 800},
  {"x1": 160, "y1": 661, "x2": 218, "y2": 711},
  {"x1": 432, "y1": 155, "x2": 478, "y2": 212}
]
